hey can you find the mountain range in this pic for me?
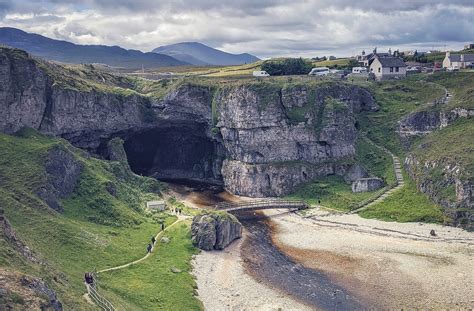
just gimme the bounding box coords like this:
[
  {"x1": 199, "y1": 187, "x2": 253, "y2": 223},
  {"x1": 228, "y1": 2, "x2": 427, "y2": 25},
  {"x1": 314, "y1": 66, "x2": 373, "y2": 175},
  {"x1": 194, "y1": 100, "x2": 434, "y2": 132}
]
[
  {"x1": 152, "y1": 42, "x2": 260, "y2": 66},
  {"x1": 0, "y1": 27, "x2": 260, "y2": 69}
]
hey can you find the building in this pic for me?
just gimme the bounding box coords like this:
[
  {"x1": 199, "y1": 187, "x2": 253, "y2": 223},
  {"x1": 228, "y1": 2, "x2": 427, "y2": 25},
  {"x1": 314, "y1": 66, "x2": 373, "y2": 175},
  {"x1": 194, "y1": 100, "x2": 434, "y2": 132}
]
[
  {"x1": 369, "y1": 56, "x2": 406, "y2": 80},
  {"x1": 464, "y1": 43, "x2": 474, "y2": 50},
  {"x1": 357, "y1": 48, "x2": 391, "y2": 66},
  {"x1": 442, "y1": 51, "x2": 474, "y2": 69},
  {"x1": 146, "y1": 200, "x2": 166, "y2": 211}
]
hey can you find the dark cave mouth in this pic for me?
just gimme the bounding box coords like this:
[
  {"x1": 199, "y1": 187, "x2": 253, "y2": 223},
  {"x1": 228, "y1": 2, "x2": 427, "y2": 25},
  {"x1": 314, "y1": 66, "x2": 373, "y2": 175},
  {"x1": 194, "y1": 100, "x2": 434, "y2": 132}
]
[{"x1": 122, "y1": 125, "x2": 222, "y2": 184}]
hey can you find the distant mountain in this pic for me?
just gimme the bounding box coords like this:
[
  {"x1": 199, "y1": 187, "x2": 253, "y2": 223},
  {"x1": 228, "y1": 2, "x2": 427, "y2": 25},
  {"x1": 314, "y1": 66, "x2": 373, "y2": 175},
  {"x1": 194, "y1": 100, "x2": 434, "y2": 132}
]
[
  {"x1": 152, "y1": 42, "x2": 260, "y2": 66},
  {"x1": 0, "y1": 27, "x2": 187, "y2": 69}
]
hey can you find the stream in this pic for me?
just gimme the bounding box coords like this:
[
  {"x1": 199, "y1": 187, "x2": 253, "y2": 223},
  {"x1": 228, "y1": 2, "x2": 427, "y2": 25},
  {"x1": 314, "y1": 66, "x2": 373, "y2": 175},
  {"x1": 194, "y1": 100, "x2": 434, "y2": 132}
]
[{"x1": 166, "y1": 181, "x2": 365, "y2": 310}]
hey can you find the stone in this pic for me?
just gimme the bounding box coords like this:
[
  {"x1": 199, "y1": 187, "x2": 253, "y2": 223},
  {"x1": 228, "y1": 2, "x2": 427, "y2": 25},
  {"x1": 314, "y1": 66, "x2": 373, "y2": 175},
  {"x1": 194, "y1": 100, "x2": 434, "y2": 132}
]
[
  {"x1": 344, "y1": 164, "x2": 369, "y2": 184},
  {"x1": 170, "y1": 267, "x2": 182, "y2": 273},
  {"x1": 20, "y1": 276, "x2": 63, "y2": 311},
  {"x1": 352, "y1": 178, "x2": 384, "y2": 193},
  {"x1": 36, "y1": 145, "x2": 83, "y2": 212},
  {"x1": 160, "y1": 236, "x2": 170, "y2": 243},
  {"x1": 191, "y1": 212, "x2": 242, "y2": 250}
]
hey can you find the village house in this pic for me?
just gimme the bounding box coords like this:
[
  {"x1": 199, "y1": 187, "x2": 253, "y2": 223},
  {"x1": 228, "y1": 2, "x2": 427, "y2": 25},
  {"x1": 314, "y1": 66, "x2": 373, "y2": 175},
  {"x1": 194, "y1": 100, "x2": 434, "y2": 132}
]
[
  {"x1": 357, "y1": 48, "x2": 391, "y2": 66},
  {"x1": 442, "y1": 51, "x2": 474, "y2": 69},
  {"x1": 369, "y1": 56, "x2": 407, "y2": 80}
]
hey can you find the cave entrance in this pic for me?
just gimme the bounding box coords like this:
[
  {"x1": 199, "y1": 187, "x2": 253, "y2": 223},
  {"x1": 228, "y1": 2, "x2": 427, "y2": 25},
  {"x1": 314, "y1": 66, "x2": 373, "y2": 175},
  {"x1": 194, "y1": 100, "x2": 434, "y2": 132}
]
[{"x1": 123, "y1": 124, "x2": 222, "y2": 184}]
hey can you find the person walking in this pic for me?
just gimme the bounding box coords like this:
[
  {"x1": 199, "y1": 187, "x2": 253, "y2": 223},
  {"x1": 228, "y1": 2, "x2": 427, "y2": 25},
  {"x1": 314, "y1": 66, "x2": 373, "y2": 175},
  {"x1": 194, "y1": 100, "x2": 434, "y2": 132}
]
[
  {"x1": 147, "y1": 243, "x2": 152, "y2": 254},
  {"x1": 161, "y1": 223, "x2": 164, "y2": 231},
  {"x1": 151, "y1": 236, "x2": 156, "y2": 244}
]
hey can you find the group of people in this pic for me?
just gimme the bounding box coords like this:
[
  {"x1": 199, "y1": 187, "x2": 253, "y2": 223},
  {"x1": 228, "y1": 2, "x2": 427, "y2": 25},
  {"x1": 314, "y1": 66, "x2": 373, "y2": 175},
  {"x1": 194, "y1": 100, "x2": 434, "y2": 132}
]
[{"x1": 147, "y1": 222, "x2": 166, "y2": 253}]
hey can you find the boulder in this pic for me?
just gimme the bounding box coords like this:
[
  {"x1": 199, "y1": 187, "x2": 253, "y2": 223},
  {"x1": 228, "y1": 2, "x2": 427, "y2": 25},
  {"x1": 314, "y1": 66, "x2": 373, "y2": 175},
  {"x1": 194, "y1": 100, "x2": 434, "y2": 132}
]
[
  {"x1": 191, "y1": 212, "x2": 242, "y2": 250},
  {"x1": 344, "y1": 164, "x2": 369, "y2": 184},
  {"x1": 352, "y1": 178, "x2": 384, "y2": 193},
  {"x1": 36, "y1": 145, "x2": 83, "y2": 212}
]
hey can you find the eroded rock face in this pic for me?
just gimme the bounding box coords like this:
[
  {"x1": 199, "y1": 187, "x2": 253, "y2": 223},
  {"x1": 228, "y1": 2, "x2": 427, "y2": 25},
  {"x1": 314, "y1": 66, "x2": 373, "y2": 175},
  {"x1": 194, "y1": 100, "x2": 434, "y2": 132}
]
[
  {"x1": 0, "y1": 48, "x2": 378, "y2": 197},
  {"x1": 405, "y1": 155, "x2": 473, "y2": 230},
  {"x1": 351, "y1": 178, "x2": 384, "y2": 193},
  {"x1": 191, "y1": 213, "x2": 242, "y2": 250},
  {"x1": 36, "y1": 145, "x2": 83, "y2": 212},
  {"x1": 397, "y1": 108, "x2": 474, "y2": 147},
  {"x1": 344, "y1": 164, "x2": 369, "y2": 184}
]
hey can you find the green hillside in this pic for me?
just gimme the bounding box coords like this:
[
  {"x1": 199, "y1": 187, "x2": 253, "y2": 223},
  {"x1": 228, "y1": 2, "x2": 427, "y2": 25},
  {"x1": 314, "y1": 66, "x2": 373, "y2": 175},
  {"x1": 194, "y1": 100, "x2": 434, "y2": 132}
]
[{"x1": 0, "y1": 130, "x2": 201, "y2": 310}]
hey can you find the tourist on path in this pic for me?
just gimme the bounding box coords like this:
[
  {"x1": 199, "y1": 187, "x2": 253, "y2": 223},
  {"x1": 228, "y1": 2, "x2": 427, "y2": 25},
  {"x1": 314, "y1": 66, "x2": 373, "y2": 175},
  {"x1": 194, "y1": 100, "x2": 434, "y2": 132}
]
[
  {"x1": 147, "y1": 243, "x2": 152, "y2": 253},
  {"x1": 151, "y1": 236, "x2": 156, "y2": 244}
]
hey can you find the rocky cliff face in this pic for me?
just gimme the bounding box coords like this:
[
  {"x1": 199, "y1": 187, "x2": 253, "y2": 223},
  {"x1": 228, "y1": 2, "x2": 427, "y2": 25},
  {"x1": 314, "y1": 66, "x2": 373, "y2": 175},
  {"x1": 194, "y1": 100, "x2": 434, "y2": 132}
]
[
  {"x1": 397, "y1": 108, "x2": 473, "y2": 147},
  {"x1": 191, "y1": 212, "x2": 242, "y2": 250},
  {"x1": 405, "y1": 155, "x2": 473, "y2": 230},
  {"x1": 0, "y1": 47, "x2": 378, "y2": 197},
  {"x1": 215, "y1": 83, "x2": 377, "y2": 196}
]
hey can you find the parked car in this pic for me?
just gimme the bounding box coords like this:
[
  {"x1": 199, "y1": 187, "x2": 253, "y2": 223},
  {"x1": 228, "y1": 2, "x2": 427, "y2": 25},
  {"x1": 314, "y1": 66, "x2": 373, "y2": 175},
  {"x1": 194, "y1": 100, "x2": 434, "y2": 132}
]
[
  {"x1": 308, "y1": 67, "x2": 330, "y2": 76},
  {"x1": 253, "y1": 70, "x2": 270, "y2": 77},
  {"x1": 446, "y1": 66, "x2": 459, "y2": 72},
  {"x1": 351, "y1": 67, "x2": 368, "y2": 74}
]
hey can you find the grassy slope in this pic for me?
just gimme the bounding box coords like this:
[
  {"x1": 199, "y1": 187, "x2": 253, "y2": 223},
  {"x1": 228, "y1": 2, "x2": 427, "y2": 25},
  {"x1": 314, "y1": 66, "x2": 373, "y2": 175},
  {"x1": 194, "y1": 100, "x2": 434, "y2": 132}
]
[
  {"x1": 360, "y1": 175, "x2": 444, "y2": 223},
  {"x1": 0, "y1": 131, "x2": 200, "y2": 310}
]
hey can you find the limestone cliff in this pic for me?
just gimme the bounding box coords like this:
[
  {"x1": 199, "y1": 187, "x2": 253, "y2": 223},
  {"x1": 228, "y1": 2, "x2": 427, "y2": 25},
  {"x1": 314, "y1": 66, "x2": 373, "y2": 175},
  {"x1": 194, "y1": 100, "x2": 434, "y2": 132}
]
[
  {"x1": 0, "y1": 47, "x2": 377, "y2": 197},
  {"x1": 191, "y1": 212, "x2": 242, "y2": 250}
]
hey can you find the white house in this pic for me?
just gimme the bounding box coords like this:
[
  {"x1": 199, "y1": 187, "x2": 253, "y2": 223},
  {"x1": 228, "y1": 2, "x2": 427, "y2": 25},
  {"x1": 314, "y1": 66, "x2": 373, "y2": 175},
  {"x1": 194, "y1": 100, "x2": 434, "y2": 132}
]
[
  {"x1": 369, "y1": 56, "x2": 407, "y2": 80},
  {"x1": 352, "y1": 67, "x2": 368, "y2": 74},
  {"x1": 442, "y1": 51, "x2": 474, "y2": 69}
]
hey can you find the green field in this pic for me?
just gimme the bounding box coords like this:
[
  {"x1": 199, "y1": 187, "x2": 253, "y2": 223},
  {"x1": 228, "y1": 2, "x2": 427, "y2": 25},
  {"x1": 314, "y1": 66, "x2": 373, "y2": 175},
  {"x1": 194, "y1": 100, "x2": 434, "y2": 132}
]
[{"x1": 0, "y1": 130, "x2": 201, "y2": 309}]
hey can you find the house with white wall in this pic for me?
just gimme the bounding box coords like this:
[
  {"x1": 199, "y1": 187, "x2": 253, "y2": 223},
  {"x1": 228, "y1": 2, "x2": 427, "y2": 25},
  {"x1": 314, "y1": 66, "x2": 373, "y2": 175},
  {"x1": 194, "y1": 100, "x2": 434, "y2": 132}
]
[
  {"x1": 369, "y1": 56, "x2": 406, "y2": 80},
  {"x1": 443, "y1": 51, "x2": 474, "y2": 69}
]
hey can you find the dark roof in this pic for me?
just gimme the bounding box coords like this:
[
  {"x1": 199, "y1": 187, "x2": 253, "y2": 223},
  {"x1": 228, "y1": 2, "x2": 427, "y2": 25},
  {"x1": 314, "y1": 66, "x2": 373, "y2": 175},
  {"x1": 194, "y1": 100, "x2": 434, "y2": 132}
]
[
  {"x1": 448, "y1": 54, "x2": 474, "y2": 62},
  {"x1": 376, "y1": 57, "x2": 406, "y2": 67}
]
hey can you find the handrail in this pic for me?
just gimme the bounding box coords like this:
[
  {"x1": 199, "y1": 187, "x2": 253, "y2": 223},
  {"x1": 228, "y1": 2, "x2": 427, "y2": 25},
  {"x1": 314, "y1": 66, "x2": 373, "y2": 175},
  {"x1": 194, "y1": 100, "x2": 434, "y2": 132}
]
[{"x1": 86, "y1": 283, "x2": 116, "y2": 311}]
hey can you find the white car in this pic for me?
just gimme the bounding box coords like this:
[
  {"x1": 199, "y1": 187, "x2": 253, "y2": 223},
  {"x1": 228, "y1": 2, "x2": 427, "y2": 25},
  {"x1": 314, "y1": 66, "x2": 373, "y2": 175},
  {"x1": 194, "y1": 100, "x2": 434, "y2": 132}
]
[
  {"x1": 253, "y1": 71, "x2": 270, "y2": 77},
  {"x1": 308, "y1": 67, "x2": 330, "y2": 76},
  {"x1": 446, "y1": 66, "x2": 459, "y2": 72}
]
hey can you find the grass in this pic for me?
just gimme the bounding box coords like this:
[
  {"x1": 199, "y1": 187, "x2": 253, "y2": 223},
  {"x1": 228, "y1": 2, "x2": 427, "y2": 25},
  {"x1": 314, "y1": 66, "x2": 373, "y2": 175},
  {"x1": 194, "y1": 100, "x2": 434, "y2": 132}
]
[
  {"x1": 312, "y1": 58, "x2": 350, "y2": 68},
  {"x1": 356, "y1": 75, "x2": 445, "y2": 155},
  {"x1": 410, "y1": 118, "x2": 474, "y2": 178},
  {"x1": 0, "y1": 130, "x2": 200, "y2": 309},
  {"x1": 286, "y1": 175, "x2": 385, "y2": 211},
  {"x1": 99, "y1": 221, "x2": 202, "y2": 310},
  {"x1": 355, "y1": 136, "x2": 396, "y2": 186},
  {"x1": 360, "y1": 177, "x2": 445, "y2": 223}
]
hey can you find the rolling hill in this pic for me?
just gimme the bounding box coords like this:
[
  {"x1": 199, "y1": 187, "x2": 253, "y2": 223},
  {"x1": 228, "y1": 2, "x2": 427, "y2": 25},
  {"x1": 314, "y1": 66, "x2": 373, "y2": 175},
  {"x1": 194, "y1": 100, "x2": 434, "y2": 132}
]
[
  {"x1": 0, "y1": 27, "x2": 187, "y2": 69},
  {"x1": 152, "y1": 42, "x2": 260, "y2": 66}
]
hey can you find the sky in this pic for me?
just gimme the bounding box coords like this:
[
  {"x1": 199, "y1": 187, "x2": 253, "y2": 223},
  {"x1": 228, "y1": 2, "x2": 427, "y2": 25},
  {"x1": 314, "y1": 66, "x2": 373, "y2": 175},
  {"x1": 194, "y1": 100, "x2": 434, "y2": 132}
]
[{"x1": 0, "y1": 0, "x2": 473, "y2": 58}]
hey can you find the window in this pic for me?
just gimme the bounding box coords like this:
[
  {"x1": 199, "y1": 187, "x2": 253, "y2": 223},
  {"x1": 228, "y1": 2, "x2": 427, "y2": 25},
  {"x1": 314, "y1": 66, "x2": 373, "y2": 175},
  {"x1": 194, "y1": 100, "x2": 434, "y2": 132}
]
[
  {"x1": 390, "y1": 67, "x2": 393, "y2": 72},
  {"x1": 396, "y1": 67, "x2": 399, "y2": 72},
  {"x1": 378, "y1": 67, "x2": 381, "y2": 73}
]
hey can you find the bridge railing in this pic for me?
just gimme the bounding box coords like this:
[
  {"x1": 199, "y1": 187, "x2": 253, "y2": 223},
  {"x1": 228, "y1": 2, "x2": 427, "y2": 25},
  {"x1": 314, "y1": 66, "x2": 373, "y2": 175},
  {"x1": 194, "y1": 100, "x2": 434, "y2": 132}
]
[{"x1": 215, "y1": 199, "x2": 308, "y2": 211}]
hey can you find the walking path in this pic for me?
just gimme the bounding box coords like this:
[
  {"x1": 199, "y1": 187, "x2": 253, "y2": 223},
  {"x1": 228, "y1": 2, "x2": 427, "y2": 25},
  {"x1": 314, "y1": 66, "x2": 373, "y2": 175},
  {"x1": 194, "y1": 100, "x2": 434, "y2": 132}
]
[
  {"x1": 301, "y1": 135, "x2": 405, "y2": 218},
  {"x1": 85, "y1": 213, "x2": 189, "y2": 310},
  {"x1": 97, "y1": 215, "x2": 187, "y2": 274},
  {"x1": 348, "y1": 135, "x2": 404, "y2": 214}
]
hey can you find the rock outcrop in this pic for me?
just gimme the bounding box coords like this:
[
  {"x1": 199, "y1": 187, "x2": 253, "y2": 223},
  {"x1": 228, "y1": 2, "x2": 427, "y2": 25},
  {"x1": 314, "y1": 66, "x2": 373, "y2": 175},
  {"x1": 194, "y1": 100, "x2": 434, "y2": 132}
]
[
  {"x1": 344, "y1": 164, "x2": 369, "y2": 184},
  {"x1": 36, "y1": 145, "x2": 83, "y2": 212},
  {"x1": 397, "y1": 108, "x2": 473, "y2": 147},
  {"x1": 1, "y1": 211, "x2": 41, "y2": 263},
  {"x1": 405, "y1": 155, "x2": 473, "y2": 230},
  {"x1": 191, "y1": 212, "x2": 242, "y2": 250},
  {"x1": 0, "y1": 47, "x2": 379, "y2": 197},
  {"x1": 351, "y1": 178, "x2": 384, "y2": 193}
]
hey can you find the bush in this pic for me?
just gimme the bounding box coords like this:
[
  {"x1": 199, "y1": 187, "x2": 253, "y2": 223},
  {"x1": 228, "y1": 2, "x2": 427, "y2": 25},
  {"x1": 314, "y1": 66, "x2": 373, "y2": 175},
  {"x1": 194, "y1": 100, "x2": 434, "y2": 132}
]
[{"x1": 261, "y1": 58, "x2": 312, "y2": 76}]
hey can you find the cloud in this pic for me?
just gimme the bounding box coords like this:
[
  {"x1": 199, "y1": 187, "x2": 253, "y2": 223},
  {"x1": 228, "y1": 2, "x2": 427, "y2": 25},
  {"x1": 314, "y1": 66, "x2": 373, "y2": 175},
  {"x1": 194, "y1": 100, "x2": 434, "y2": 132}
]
[{"x1": 0, "y1": 0, "x2": 472, "y2": 58}]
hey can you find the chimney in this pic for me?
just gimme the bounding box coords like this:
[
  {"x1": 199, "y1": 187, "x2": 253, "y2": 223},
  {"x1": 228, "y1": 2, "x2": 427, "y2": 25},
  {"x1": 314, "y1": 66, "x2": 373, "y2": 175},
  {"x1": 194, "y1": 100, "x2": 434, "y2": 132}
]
[
  {"x1": 460, "y1": 54, "x2": 464, "y2": 62},
  {"x1": 446, "y1": 51, "x2": 450, "y2": 57}
]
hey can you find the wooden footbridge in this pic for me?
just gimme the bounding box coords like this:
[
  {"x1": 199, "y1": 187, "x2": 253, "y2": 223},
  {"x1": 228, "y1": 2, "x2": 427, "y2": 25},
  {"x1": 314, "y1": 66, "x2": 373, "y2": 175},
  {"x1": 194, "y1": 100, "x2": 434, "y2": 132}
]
[{"x1": 216, "y1": 198, "x2": 309, "y2": 213}]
